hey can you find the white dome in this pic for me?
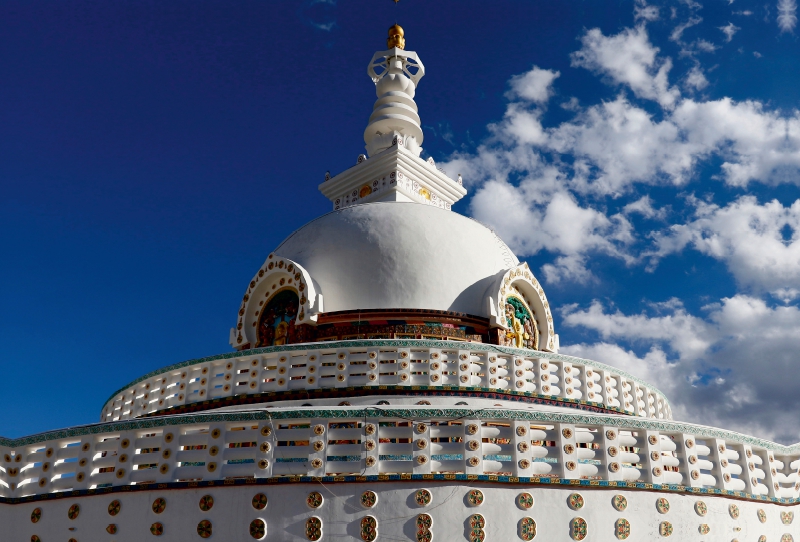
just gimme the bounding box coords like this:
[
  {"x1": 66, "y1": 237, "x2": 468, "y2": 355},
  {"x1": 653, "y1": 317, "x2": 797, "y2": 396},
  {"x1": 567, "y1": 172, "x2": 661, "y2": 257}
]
[{"x1": 273, "y1": 202, "x2": 519, "y2": 317}]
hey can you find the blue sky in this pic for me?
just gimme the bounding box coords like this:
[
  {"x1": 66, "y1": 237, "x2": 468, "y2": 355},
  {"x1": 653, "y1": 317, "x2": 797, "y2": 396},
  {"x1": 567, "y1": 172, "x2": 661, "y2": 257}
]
[{"x1": 2, "y1": 0, "x2": 800, "y2": 443}]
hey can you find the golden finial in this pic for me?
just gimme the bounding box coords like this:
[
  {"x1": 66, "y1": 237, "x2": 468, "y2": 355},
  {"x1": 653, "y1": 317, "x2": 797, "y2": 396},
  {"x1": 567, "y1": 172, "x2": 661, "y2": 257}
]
[{"x1": 387, "y1": 24, "x2": 405, "y2": 50}]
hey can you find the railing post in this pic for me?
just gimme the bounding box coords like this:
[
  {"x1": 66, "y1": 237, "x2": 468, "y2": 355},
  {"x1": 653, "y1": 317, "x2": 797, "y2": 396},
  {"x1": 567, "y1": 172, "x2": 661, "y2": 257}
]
[
  {"x1": 643, "y1": 431, "x2": 665, "y2": 485},
  {"x1": 362, "y1": 417, "x2": 380, "y2": 476},
  {"x1": 412, "y1": 419, "x2": 431, "y2": 475},
  {"x1": 556, "y1": 423, "x2": 579, "y2": 479},
  {"x1": 464, "y1": 419, "x2": 483, "y2": 475},
  {"x1": 309, "y1": 418, "x2": 327, "y2": 477},
  {"x1": 512, "y1": 419, "x2": 533, "y2": 477},
  {"x1": 255, "y1": 420, "x2": 275, "y2": 479},
  {"x1": 600, "y1": 426, "x2": 623, "y2": 481}
]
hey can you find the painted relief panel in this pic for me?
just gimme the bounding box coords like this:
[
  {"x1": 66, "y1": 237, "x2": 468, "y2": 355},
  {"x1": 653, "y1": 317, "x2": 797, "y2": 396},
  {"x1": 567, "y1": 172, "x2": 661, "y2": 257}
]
[{"x1": 257, "y1": 289, "x2": 299, "y2": 347}]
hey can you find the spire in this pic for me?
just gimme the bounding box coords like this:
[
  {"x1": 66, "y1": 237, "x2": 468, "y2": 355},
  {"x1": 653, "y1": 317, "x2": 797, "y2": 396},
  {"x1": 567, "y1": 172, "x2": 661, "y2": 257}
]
[
  {"x1": 318, "y1": 26, "x2": 466, "y2": 212},
  {"x1": 364, "y1": 24, "x2": 425, "y2": 157}
]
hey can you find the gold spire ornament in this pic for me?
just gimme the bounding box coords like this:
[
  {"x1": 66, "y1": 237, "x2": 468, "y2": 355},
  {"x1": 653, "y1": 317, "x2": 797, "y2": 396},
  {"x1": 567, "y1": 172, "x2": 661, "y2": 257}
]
[{"x1": 387, "y1": 24, "x2": 405, "y2": 49}]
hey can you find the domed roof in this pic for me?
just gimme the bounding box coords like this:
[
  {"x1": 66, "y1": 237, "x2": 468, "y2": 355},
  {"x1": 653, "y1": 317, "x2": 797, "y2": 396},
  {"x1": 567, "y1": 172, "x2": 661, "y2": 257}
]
[{"x1": 273, "y1": 202, "x2": 519, "y2": 317}]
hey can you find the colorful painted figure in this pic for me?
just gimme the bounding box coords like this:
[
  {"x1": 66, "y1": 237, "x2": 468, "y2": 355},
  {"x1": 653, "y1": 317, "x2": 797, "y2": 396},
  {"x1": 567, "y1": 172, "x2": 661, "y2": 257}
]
[
  {"x1": 571, "y1": 517, "x2": 588, "y2": 540},
  {"x1": 615, "y1": 518, "x2": 631, "y2": 540},
  {"x1": 518, "y1": 492, "x2": 534, "y2": 509},
  {"x1": 257, "y1": 289, "x2": 300, "y2": 347}
]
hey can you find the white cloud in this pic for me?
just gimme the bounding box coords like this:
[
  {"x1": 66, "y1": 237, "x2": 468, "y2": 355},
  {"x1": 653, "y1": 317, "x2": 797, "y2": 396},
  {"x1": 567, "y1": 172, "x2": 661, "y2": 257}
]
[
  {"x1": 684, "y1": 66, "x2": 709, "y2": 90},
  {"x1": 649, "y1": 196, "x2": 800, "y2": 297},
  {"x1": 778, "y1": 0, "x2": 798, "y2": 32},
  {"x1": 507, "y1": 67, "x2": 560, "y2": 104},
  {"x1": 634, "y1": 0, "x2": 660, "y2": 21},
  {"x1": 561, "y1": 296, "x2": 800, "y2": 443},
  {"x1": 570, "y1": 26, "x2": 680, "y2": 109},
  {"x1": 694, "y1": 39, "x2": 718, "y2": 53},
  {"x1": 623, "y1": 195, "x2": 669, "y2": 219},
  {"x1": 719, "y1": 22, "x2": 741, "y2": 42}
]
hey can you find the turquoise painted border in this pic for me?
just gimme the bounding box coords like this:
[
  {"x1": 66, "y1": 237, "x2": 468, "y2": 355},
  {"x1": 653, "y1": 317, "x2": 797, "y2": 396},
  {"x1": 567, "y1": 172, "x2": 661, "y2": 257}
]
[
  {"x1": 4, "y1": 406, "x2": 800, "y2": 453},
  {"x1": 101, "y1": 339, "x2": 671, "y2": 410}
]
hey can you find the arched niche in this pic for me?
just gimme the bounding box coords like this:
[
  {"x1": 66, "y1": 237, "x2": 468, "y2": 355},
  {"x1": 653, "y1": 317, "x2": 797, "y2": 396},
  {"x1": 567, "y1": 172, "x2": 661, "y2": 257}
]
[
  {"x1": 230, "y1": 255, "x2": 323, "y2": 349},
  {"x1": 486, "y1": 263, "x2": 558, "y2": 352}
]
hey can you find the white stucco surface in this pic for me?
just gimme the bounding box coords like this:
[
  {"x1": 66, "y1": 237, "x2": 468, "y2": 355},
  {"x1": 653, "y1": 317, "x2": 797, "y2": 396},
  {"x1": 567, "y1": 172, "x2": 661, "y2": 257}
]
[{"x1": 272, "y1": 202, "x2": 519, "y2": 317}]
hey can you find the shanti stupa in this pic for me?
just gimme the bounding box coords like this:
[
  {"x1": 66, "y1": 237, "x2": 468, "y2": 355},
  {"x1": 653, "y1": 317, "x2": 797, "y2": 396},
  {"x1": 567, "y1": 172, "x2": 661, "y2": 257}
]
[{"x1": 3, "y1": 24, "x2": 800, "y2": 542}]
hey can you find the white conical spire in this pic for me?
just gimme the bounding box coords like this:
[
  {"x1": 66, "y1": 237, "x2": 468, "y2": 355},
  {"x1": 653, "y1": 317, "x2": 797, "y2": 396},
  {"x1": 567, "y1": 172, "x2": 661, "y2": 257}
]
[{"x1": 364, "y1": 24, "x2": 425, "y2": 157}]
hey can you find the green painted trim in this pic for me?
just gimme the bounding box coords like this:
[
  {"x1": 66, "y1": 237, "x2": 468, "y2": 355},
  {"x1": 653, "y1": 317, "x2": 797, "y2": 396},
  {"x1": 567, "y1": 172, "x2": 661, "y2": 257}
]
[
  {"x1": 4, "y1": 406, "x2": 800, "y2": 453},
  {"x1": 101, "y1": 339, "x2": 671, "y2": 410}
]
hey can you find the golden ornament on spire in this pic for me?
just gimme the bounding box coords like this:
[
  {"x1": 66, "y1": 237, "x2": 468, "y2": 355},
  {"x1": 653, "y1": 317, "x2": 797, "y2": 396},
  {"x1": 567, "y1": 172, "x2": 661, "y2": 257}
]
[{"x1": 387, "y1": 24, "x2": 405, "y2": 49}]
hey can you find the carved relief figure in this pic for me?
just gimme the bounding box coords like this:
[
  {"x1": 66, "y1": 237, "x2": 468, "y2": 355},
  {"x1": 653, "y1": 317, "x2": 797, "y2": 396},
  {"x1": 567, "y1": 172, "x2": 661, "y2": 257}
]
[
  {"x1": 502, "y1": 296, "x2": 539, "y2": 350},
  {"x1": 256, "y1": 289, "x2": 299, "y2": 347}
]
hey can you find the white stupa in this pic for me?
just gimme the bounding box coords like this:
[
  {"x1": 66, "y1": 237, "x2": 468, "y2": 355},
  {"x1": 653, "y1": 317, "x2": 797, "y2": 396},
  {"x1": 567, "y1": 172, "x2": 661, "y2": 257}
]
[{"x1": 2, "y1": 24, "x2": 799, "y2": 542}]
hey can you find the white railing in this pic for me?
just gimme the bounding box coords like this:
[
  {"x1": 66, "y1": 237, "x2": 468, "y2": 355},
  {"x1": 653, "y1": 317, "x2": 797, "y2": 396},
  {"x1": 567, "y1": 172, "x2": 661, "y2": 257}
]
[
  {"x1": 1, "y1": 408, "x2": 798, "y2": 502},
  {"x1": 100, "y1": 340, "x2": 673, "y2": 422}
]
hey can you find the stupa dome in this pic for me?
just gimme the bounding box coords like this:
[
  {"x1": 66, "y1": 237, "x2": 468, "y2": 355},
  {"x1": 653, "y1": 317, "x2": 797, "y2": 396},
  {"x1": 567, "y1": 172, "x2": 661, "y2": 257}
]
[{"x1": 272, "y1": 201, "x2": 518, "y2": 316}]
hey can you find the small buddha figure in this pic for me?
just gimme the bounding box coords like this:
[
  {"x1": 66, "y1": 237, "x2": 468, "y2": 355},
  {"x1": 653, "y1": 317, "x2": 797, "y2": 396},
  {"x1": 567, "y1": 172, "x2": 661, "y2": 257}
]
[
  {"x1": 274, "y1": 321, "x2": 289, "y2": 346},
  {"x1": 387, "y1": 23, "x2": 405, "y2": 49}
]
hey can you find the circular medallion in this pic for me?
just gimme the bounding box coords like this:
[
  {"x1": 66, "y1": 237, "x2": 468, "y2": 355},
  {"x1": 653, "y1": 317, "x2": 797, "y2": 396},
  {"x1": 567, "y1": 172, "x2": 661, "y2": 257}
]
[
  {"x1": 699, "y1": 524, "x2": 710, "y2": 535},
  {"x1": 306, "y1": 517, "x2": 322, "y2": 541},
  {"x1": 469, "y1": 513, "x2": 486, "y2": 529},
  {"x1": 250, "y1": 519, "x2": 266, "y2": 539},
  {"x1": 106, "y1": 524, "x2": 118, "y2": 534},
  {"x1": 199, "y1": 494, "x2": 214, "y2": 512},
  {"x1": 467, "y1": 489, "x2": 484, "y2": 506},
  {"x1": 782, "y1": 511, "x2": 794, "y2": 525},
  {"x1": 108, "y1": 499, "x2": 121, "y2": 516},
  {"x1": 30, "y1": 508, "x2": 41, "y2": 523},
  {"x1": 783, "y1": 535, "x2": 794, "y2": 542},
  {"x1": 694, "y1": 500, "x2": 707, "y2": 516},
  {"x1": 360, "y1": 516, "x2": 378, "y2": 542},
  {"x1": 469, "y1": 528, "x2": 486, "y2": 542},
  {"x1": 361, "y1": 490, "x2": 378, "y2": 508},
  {"x1": 656, "y1": 497, "x2": 670, "y2": 514},
  {"x1": 197, "y1": 519, "x2": 212, "y2": 538},
  {"x1": 416, "y1": 513, "x2": 433, "y2": 536},
  {"x1": 519, "y1": 517, "x2": 537, "y2": 541},
  {"x1": 615, "y1": 518, "x2": 631, "y2": 540},
  {"x1": 150, "y1": 522, "x2": 163, "y2": 536},
  {"x1": 252, "y1": 493, "x2": 268, "y2": 510},
  {"x1": 307, "y1": 491, "x2": 323, "y2": 509},
  {"x1": 758, "y1": 509, "x2": 767, "y2": 523},
  {"x1": 518, "y1": 492, "x2": 534, "y2": 509},
  {"x1": 760, "y1": 537, "x2": 767, "y2": 542},
  {"x1": 568, "y1": 493, "x2": 585, "y2": 510},
  {"x1": 612, "y1": 494, "x2": 628, "y2": 511},
  {"x1": 67, "y1": 504, "x2": 80, "y2": 520},
  {"x1": 570, "y1": 517, "x2": 588, "y2": 540},
  {"x1": 659, "y1": 521, "x2": 673, "y2": 537},
  {"x1": 152, "y1": 497, "x2": 166, "y2": 514},
  {"x1": 31, "y1": 537, "x2": 40, "y2": 542},
  {"x1": 415, "y1": 489, "x2": 432, "y2": 507},
  {"x1": 729, "y1": 503, "x2": 740, "y2": 519}
]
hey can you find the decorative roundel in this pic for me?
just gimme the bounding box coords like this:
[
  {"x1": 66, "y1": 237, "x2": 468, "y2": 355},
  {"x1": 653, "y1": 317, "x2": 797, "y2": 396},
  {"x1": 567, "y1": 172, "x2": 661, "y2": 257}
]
[
  {"x1": 30, "y1": 507, "x2": 41, "y2": 523},
  {"x1": 469, "y1": 513, "x2": 486, "y2": 529},
  {"x1": 694, "y1": 500, "x2": 708, "y2": 516},
  {"x1": 152, "y1": 498, "x2": 166, "y2": 514},
  {"x1": 729, "y1": 503, "x2": 740, "y2": 519},
  {"x1": 612, "y1": 494, "x2": 628, "y2": 511},
  {"x1": 467, "y1": 489, "x2": 484, "y2": 506},
  {"x1": 570, "y1": 517, "x2": 588, "y2": 540},
  {"x1": 68, "y1": 539, "x2": 77, "y2": 542},
  {"x1": 568, "y1": 493, "x2": 585, "y2": 510},
  {"x1": 517, "y1": 492, "x2": 534, "y2": 509},
  {"x1": 699, "y1": 524, "x2": 710, "y2": 535},
  {"x1": 199, "y1": 494, "x2": 214, "y2": 512},
  {"x1": 361, "y1": 490, "x2": 378, "y2": 508},
  {"x1": 106, "y1": 524, "x2": 118, "y2": 534},
  {"x1": 469, "y1": 528, "x2": 486, "y2": 542},
  {"x1": 306, "y1": 517, "x2": 323, "y2": 541},
  {"x1": 659, "y1": 521, "x2": 673, "y2": 537},
  {"x1": 68, "y1": 504, "x2": 80, "y2": 520},
  {"x1": 31, "y1": 536, "x2": 41, "y2": 542},
  {"x1": 150, "y1": 522, "x2": 164, "y2": 536},
  {"x1": 416, "y1": 513, "x2": 433, "y2": 532},
  {"x1": 656, "y1": 497, "x2": 670, "y2": 514},
  {"x1": 250, "y1": 519, "x2": 266, "y2": 539},
  {"x1": 519, "y1": 517, "x2": 537, "y2": 541},
  {"x1": 108, "y1": 499, "x2": 121, "y2": 516},
  {"x1": 782, "y1": 535, "x2": 794, "y2": 542},
  {"x1": 307, "y1": 491, "x2": 324, "y2": 509},
  {"x1": 759, "y1": 537, "x2": 767, "y2": 542},
  {"x1": 615, "y1": 518, "x2": 631, "y2": 540},
  {"x1": 758, "y1": 509, "x2": 767, "y2": 523},
  {"x1": 252, "y1": 493, "x2": 268, "y2": 510},
  {"x1": 360, "y1": 516, "x2": 378, "y2": 542},
  {"x1": 415, "y1": 489, "x2": 432, "y2": 507},
  {"x1": 197, "y1": 519, "x2": 213, "y2": 538},
  {"x1": 782, "y1": 511, "x2": 794, "y2": 525}
]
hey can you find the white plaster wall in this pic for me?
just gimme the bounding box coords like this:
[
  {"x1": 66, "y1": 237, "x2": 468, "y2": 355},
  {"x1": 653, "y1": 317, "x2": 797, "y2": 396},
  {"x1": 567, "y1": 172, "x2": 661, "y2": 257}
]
[{"x1": 6, "y1": 483, "x2": 799, "y2": 541}]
